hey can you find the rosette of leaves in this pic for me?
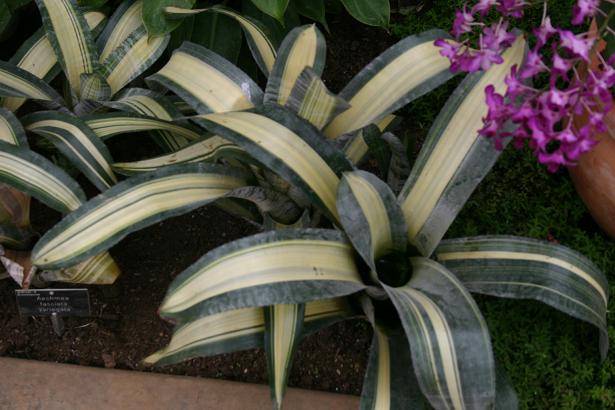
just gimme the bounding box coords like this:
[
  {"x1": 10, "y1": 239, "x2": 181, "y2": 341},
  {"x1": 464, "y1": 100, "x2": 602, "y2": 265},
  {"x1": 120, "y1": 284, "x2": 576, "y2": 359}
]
[{"x1": 27, "y1": 21, "x2": 609, "y2": 409}]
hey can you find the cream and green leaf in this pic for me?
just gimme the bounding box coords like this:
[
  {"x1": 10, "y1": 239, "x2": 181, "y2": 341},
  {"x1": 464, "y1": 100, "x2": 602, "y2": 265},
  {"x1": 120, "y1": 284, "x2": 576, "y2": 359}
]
[
  {"x1": 146, "y1": 41, "x2": 263, "y2": 114},
  {"x1": 399, "y1": 35, "x2": 526, "y2": 257},
  {"x1": 158, "y1": 229, "x2": 365, "y2": 323},
  {"x1": 22, "y1": 111, "x2": 117, "y2": 192},
  {"x1": 435, "y1": 235, "x2": 610, "y2": 358},
  {"x1": 32, "y1": 163, "x2": 249, "y2": 269},
  {"x1": 384, "y1": 257, "x2": 496, "y2": 410}
]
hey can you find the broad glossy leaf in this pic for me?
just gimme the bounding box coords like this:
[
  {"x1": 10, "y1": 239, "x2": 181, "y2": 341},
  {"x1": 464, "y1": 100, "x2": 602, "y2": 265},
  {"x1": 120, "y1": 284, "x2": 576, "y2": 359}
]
[
  {"x1": 32, "y1": 163, "x2": 248, "y2": 269},
  {"x1": 264, "y1": 24, "x2": 326, "y2": 105},
  {"x1": 158, "y1": 229, "x2": 365, "y2": 322},
  {"x1": 398, "y1": 36, "x2": 525, "y2": 257},
  {"x1": 23, "y1": 111, "x2": 117, "y2": 192},
  {"x1": 385, "y1": 257, "x2": 496, "y2": 410},
  {"x1": 191, "y1": 11, "x2": 242, "y2": 64},
  {"x1": 142, "y1": 0, "x2": 195, "y2": 38},
  {"x1": 147, "y1": 41, "x2": 263, "y2": 114},
  {"x1": 340, "y1": 0, "x2": 389, "y2": 27},
  {"x1": 324, "y1": 30, "x2": 453, "y2": 139},
  {"x1": 337, "y1": 170, "x2": 406, "y2": 273},
  {"x1": 249, "y1": 0, "x2": 289, "y2": 23},
  {"x1": 296, "y1": 0, "x2": 327, "y2": 30},
  {"x1": 0, "y1": 141, "x2": 85, "y2": 213},
  {"x1": 193, "y1": 105, "x2": 354, "y2": 222},
  {"x1": 436, "y1": 235, "x2": 609, "y2": 359}
]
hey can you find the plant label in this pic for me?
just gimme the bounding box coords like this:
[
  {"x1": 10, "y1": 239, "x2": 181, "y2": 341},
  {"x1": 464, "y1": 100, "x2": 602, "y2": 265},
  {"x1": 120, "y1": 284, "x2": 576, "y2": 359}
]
[{"x1": 15, "y1": 288, "x2": 90, "y2": 317}]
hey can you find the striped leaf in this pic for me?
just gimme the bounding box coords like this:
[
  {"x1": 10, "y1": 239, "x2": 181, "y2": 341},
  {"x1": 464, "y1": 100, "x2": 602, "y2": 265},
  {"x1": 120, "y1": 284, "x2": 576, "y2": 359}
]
[
  {"x1": 97, "y1": 0, "x2": 143, "y2": 61},
  {"x1": 164, "y1": 5, "x2": 277, "y2": 76},
  {"x1": 384, "y1": 257, "x2": 495, "y2": 410},
  {"x1": 264, "y1": 24, "x2": 325, "y2": 105},
  {"x1": 435, "y1": 235, "x2": 609, "y2": 359},
  {"x1": 382, "y1": 132, "x2": 411, "y2": 194},
  {"x1": 360, "y1": 327, "x2": 423, "y2": 410},
  {"x1": 101, "y1": 88, "x2": 189, "y2": 151},
  {"x1": 23, "y1": 111, "x2": 117, "y2": 192},
  {"x1": 3, "y1": 11, "x2": 106, "y2": 112},
  {"x1": 143, "y1": 0, "x2": 195, "y2": 38},
  {"x1": 286, "y1": 67, "x2": 350, "y2": 130},
  {"x1": 336, "y1": 171, "x2": 406, "y2": 273},
  {"x1": 85, "y1": 112, "x2": 202, "y2": 142},
  {"x1": 31, "y1": 163, "x2": 248, "y2": 269},
  {"x1": 324, "y1": 30, "x2": 454, "y2": 139},
  {"x1": 264, "y1": 303, "x2": 304, "y2": 410},
  {"x1": 158, "y1": 229, "x2": 365, "y2": 322},
  {"x1": 0, "y1": 108, "x2": 27, "y2": 146},
  {"x1": 144, "y1": 298, "x2": 352, "y2": 366},
  {"x1": 146, "y1": 41, "x2": 263, "y2": 114},
  {"x1": 98, "y1": 25, "x2": 170, "y2": 96},
  {"x1": 35, "y1": 0, "x2": 102, "y2": 98},
  {"x1": 113, "y1": 136, "x2": 240, "y2": 175},
  {"x1": 343, "y1": 115, "x2": 398, "y2": 165},
  {"x1": 0, "y1": 141, "x2": 85, "y2": 213},
  {"x1": 0, "y1": 61, "x2": 63, "y2": 105},
  {"x1": 398, "y1": 36, "x2": 526, "y2": 257},
  {"x1": 193, "y1": 105, "x2": 354, "y2": 222},
  {"x1": 39, "y1": 251, "x2": 120, "y2": 284}
]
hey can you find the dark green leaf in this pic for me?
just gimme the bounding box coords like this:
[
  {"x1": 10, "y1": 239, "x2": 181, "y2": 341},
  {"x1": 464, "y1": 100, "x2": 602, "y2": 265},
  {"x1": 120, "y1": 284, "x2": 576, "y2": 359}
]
[
  {"x1": 191, "y1": 11, "x2": 242, "y2": 64},
  {"x1": 143, "y1": 0, "x2": 195, "y2": 38},
  {"x1": 249, "y1": 0, "x2": 289, "y2": 23},
  {"x1": 340, "y1": 0, "x2": 389, "y2": 27},
  {"x1": 296, "y1": 0, "x2": 327, "y2": 30}
]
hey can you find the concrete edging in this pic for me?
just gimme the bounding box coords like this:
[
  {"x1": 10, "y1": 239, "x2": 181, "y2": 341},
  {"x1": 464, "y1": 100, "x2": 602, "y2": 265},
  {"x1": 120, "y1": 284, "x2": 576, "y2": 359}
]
[{"x1": 0, "y1": 357, "x2": 359, "y2": 409}]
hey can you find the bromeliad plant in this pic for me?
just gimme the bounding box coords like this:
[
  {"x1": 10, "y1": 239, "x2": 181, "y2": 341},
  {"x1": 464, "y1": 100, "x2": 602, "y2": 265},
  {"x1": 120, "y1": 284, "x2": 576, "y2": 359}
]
[{"x1": 24, "y1": 16, "x2": 609, "y2": 409}]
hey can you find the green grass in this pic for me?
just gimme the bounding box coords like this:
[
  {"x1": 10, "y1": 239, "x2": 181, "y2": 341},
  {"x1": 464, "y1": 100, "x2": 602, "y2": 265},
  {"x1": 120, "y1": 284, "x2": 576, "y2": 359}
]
[{"x1": 389, "y1": 1, "x2": 615, "y2": 408}]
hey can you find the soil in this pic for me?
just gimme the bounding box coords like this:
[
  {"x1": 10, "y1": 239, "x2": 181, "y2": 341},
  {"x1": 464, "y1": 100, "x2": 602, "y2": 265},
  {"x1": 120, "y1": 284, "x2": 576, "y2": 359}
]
[{"x1": 0, "y1": 10, "x2": 397, "y2": 396}]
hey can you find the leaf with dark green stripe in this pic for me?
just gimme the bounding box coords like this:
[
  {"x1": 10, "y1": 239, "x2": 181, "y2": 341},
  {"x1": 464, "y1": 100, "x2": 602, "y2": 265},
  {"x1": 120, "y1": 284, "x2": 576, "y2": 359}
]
[
  {"x1": 343, "y1": 115, "x2": 399, "y2": 165},
  {"x1": 164, "y1": 5, "x2": 277, "y2": 76},
  {"x1": 265, "y1": 303, "x2": 304, "y2": 409},
  {"x1": 398, "y1": 36, "x2": 525, "y2": 257},
  {"x1": 193, "y1": 105, "x2": 354, "y2": 222},
  {"x1": 0, "y1": 61, "x2": 63, "y2": 106},
  {"x1": 0, "y1": 141, "x2": 85, "y2": 213},
  {"x1": 98, "y1": 25, "x2": 170, "y2": 96},
  {"x1": 22, "y1": 111, "x2": 117, "y2": 192},
  {"x1": 384, "y1": 257, "x2": 496, "y2": 410},
  {"x1": 360, "y1": 327, "x2": 423, "y2": 410},
  {"x1": 264, "y1": 24, "x2": 326, "y2": 105},
  {"x1": 39, "y1": 251, "x2": 120, "y2": 284},
  {"x1": 146, "y1": 41, "x2": 263, "y2": 114},
  {"x1": 31, "y1": 163, "x2": 249, "y2": 269},
  {"x1": 35, "y1": 0, "x2": 102, "y2": 98},
  {"x1": 0, "y1": 108, "x2": 27, "y2": 146},
  {"x1": 158, "y1": 229, "x2": 365, "y2": 323},
  {"x1": 337, "y1": 171, "x2": 406, "y2": 275},
  {"x1": 144, "y1": 298, "x2": 352, "y2": 366},
  {"x1": 286, "y1": 67, "x2": 350, "y2": 130},
  {"x1": 101, "y1": 88, "x2": 190, "y2": 151},
  {"x1": 435, "y1": 235, "x2": 609, "y2": 359},
  {"x1": 324, "y1": 30, "x2": 454, "y2": 139},
  {"x1": 112, "y1": 136, "x2": 241, "y2": 175},
  {"x1": 97, "y1": 0, "x2": 142, "y2": 59},
  {"x1": 382, "y1": 132, "x2": 411, "y2": 194},
  {"x1": 85, "y1": 112, "x2": 202, "y2": 142}
]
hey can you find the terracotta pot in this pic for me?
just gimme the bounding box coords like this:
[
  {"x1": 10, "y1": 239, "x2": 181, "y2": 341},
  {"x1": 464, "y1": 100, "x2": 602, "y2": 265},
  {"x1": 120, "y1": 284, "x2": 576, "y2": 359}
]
[{"x1": 569, "y1": 116, "x2": 615, "y2": 238}]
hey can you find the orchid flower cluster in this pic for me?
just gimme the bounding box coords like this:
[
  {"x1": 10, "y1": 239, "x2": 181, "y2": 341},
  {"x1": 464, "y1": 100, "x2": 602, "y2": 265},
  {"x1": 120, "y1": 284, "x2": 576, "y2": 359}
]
[{"x1": 436, "y1": 0, "x2": 615, "y2": 171}]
